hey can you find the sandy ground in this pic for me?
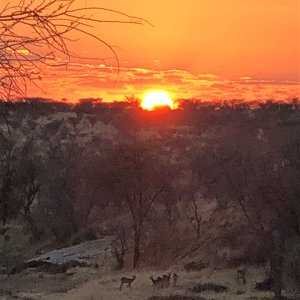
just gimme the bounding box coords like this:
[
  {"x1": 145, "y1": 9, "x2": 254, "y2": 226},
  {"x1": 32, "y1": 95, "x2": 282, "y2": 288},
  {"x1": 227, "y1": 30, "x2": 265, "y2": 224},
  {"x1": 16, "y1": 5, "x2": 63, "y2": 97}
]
[{"x1": 2, "y1": 266, "x2": 298, "y2": 300}]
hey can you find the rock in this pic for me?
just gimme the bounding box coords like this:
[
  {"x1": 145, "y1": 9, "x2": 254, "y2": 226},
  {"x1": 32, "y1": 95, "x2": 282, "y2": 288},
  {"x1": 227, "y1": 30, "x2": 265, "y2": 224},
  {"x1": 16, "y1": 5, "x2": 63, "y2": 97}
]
[
  {"x1": 4, "y1": 238, "x2": 112, "y2": 276},
  {"x1": 64, "y1": 260, "x2": 87, "y2": 269},
  {"x1": 22, "y1": 238, "x2": 112, "y2": 275}
]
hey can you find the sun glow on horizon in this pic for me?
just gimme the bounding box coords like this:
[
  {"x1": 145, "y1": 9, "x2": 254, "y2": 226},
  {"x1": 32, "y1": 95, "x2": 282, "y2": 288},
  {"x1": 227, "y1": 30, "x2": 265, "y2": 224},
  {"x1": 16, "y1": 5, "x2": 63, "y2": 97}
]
[{"x1": 141, "y1": 91, "x2": 174, "y2": 111}]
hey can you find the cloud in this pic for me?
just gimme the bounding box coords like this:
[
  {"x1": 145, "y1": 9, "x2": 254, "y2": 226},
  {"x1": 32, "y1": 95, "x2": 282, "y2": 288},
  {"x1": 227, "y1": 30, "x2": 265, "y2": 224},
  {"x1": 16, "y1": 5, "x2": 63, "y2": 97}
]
[{"x1": 26, "y1": 62, "x2": 300, "y2": 102}]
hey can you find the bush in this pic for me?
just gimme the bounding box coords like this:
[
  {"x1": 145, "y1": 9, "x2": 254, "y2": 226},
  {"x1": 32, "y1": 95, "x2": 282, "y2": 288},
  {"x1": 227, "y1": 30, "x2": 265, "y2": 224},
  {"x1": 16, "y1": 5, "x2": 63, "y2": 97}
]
[
  {"x1": 255, "y1": 278, "x2": 272, "y2": 291},
  {"x1": 191, "y1": 283, "x2": 228, "y2": 293},
  {"x1": 184, "y1": 261, "x2": 208, "y2": 272},
  {"x1": 148, "y1": 297, "x2": 206, "y2": 300},
  {"x1": 0, "y1": 224, "x2": 31, "y2": 268},
  {"x1": 71, "y1": 229, "x2": 97, "y2": 245}
]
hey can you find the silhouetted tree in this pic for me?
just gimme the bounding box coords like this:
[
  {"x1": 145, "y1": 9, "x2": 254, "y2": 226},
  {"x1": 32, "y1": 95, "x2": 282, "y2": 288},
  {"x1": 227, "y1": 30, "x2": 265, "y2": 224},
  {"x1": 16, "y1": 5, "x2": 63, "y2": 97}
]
[
  {"x1": 193, "y1": 118, "x2": 300, "y2": 298},
  {"x1": 0, "y1": 0, "x2": 148, "y2": 99},
  {"x1": 0, "y1": 116, "x2": 19, "y2": 225},
  {"x1": 100, "y1": 142, "x2": 171, "y2": 268}
]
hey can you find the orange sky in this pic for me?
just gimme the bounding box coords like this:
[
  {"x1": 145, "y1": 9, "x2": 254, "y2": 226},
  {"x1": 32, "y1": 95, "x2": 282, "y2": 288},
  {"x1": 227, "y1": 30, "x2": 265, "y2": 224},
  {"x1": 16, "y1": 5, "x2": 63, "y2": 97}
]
[{"x1": 27, "y1": 0, "x2": 299, "y2": 102}]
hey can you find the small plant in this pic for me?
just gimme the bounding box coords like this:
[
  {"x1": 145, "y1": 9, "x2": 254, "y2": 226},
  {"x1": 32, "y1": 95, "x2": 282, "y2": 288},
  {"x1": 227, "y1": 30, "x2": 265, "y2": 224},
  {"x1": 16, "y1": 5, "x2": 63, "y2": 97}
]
[
  {"x1": 148, "y1": 296, "x2": 206, "y2": 300},
  {"x1": 191, "y1": 283, "x2": 228, "y2": 293}
]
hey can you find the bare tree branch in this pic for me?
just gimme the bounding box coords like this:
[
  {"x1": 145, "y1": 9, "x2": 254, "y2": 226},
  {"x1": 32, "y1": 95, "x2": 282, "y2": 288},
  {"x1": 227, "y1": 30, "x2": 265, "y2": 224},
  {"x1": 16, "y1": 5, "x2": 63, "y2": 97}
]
[{"x1": 0, "y1": 0, "x2": 149, "y2": 100}]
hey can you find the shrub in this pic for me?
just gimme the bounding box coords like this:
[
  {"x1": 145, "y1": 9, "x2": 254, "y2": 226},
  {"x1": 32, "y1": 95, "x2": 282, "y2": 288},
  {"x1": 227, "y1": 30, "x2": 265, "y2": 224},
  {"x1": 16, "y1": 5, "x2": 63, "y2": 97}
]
[
  {"x1": 71, "y1": 229, "x2": 97, "y2": 245},
  {"x1": 184, "y1": 261, "x2": 208, "y2": 272},
  {"x1": 148, "y1": 296, "x2": 206, "y2": 300},
  {"x1": 191, "y1": 283, "x2": 228, "y2": 293}
]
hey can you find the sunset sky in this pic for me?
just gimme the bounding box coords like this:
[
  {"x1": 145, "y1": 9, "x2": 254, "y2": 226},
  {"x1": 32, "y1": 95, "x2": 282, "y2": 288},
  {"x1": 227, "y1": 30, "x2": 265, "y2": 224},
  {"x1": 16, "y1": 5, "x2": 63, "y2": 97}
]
[{"x1": 28, "y1": 0, "x2": 299, "y2": 102}]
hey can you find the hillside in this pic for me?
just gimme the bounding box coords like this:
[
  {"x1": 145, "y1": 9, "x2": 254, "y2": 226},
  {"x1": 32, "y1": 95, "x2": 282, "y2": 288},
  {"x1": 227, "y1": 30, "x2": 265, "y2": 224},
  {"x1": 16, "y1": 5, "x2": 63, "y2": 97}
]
[{"x1": 0, "y1": 99, "x2": 300, "y2": 299}]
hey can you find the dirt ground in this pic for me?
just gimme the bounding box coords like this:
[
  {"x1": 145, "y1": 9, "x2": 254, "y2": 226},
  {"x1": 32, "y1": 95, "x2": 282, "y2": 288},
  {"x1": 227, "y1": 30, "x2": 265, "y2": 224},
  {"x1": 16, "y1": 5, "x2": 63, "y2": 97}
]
[{"x1": 0, "y1": 266, "x2": 299, "y2": 300}]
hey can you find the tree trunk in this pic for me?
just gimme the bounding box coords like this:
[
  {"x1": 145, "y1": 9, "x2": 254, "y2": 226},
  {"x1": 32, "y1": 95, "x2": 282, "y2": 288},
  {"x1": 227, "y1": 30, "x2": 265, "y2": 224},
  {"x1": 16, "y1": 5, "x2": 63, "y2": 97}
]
[
  {"x1": 191, "y1": 192, "x2": 201, "y2": 240},
  {"x1": 25, "y1": 214, "x2": 43, "y2": 241},
  {"x1": 113, "y1": 248, "x2": 125, "y2": 270},
  {"x1": 133, "y1": 229, "x2": 141, "y2": 269},
  {"x1": 2, "y1": 203, "x2": 7, "y2": 226},
  {"x1": 196, "y1": 219, "x2": 201, "y2": 239},
  {"x1": 1, "y1": 180, "x2": 10, "y2": 226},
  {"x1": 270, "y1": 229, "x2": 284, "y2": 299},
  {"x1": 271, "y1": 253, "x2": 283, "y2": 299}
]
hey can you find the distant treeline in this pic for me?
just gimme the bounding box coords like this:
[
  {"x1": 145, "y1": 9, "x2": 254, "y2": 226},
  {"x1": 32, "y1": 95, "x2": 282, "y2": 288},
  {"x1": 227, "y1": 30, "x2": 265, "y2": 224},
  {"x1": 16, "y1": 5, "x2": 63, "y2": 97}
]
[{"x1": 1, "y1": 97, "x2": 299, "y2": 115}]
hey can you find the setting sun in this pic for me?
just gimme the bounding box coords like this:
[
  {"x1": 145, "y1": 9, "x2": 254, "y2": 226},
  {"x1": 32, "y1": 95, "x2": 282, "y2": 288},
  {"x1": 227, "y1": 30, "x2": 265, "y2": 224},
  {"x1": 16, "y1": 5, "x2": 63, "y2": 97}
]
[{"x1": 141, "y1": 91, "x2": 174, "y2": 111}]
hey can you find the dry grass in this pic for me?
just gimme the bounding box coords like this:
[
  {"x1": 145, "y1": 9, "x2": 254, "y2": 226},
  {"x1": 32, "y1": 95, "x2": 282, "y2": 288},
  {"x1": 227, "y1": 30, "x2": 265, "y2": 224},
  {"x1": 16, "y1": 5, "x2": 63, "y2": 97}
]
[{"x1": 0, "y1": 266, "x2": 299, "y2": 300}]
